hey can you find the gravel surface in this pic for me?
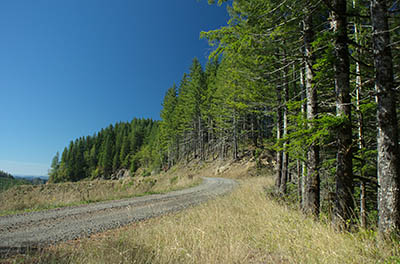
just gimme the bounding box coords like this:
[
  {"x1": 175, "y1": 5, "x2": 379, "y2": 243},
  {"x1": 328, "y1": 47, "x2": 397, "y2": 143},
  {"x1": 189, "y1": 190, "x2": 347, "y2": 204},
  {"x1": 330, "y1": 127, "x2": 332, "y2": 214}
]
[{"x1": 0, "y1": 177, "x2": 236, "y2": 256}]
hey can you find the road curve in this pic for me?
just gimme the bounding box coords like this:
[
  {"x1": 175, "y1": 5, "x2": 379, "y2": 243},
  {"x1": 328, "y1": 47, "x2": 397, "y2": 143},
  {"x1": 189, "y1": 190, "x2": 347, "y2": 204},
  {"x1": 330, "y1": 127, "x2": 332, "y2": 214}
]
[{"x1": 0, "y1": 177, "x2": 236, "y2": 255}]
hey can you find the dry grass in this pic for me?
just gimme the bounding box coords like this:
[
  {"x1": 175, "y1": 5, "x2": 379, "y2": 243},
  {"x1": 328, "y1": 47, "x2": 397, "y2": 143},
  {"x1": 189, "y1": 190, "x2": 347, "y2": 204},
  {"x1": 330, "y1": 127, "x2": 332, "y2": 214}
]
[
  {"x1": 10, "y1": 168, "x2": 399, "y2": 264},
  {"x1": 0, "y1": 169, "x2": 201, "y2": 216}
]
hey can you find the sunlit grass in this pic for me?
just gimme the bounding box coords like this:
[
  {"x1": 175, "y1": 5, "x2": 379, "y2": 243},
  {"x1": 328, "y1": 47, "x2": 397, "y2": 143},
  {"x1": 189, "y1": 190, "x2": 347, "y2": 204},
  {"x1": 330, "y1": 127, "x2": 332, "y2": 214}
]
[
  {"x1": 12, "y1": 174, "x2": 399, "y2": 264},
  {"x1": 0, "y1": 170, "x2": 201, "y2": 216}
]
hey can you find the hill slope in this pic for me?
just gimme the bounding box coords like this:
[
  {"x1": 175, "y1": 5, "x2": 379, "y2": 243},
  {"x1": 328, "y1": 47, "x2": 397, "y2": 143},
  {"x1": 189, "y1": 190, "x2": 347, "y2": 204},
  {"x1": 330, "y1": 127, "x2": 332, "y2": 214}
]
[
  {"x1": 6, "y1": 159, "x2": 400, "y2": 263},
  {"x1": 0, "y1": 177, "x2": 32, "y2": 193}
]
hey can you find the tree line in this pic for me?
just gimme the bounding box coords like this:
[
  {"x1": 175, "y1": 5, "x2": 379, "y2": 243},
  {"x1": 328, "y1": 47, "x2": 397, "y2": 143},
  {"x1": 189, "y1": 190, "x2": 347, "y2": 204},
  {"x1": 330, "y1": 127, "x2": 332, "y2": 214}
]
[
  {"x1": 0, "y1": 170, "x2": 13, "y2": 179},
  {"x1": 49, "y1": 118, "x2": 160, "y2": 182},
  {"x1": 49, "y1": 0, "x2": 399, "y2": 238}
]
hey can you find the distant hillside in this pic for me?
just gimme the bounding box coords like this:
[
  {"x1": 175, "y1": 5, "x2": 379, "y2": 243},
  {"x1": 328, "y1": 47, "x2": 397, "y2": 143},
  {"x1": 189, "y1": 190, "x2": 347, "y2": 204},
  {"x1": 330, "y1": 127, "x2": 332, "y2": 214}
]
[
  {"x1": 0, "y1": 170, "x2": 33, "y2": 192},
  {"x1": 15, "y1": 176, "x2": 48, "y2": 185}
]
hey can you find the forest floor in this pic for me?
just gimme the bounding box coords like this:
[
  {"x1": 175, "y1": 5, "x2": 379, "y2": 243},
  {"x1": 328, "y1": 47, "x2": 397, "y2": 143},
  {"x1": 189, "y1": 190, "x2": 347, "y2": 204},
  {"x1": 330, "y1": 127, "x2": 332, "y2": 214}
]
[{"x1": 2, "y1": 156, "x2": 400, "y2": 263}]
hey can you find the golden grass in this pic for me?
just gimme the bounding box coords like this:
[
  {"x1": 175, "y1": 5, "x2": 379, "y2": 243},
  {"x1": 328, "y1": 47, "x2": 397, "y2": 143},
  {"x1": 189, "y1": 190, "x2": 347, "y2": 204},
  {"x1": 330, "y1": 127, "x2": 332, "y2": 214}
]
[
  {"x1": 12, "y1": 173, "x2": 399, "y2": 264},
  {"x1": 0, "y1": 170, "x2": 201, "y2": 216}
]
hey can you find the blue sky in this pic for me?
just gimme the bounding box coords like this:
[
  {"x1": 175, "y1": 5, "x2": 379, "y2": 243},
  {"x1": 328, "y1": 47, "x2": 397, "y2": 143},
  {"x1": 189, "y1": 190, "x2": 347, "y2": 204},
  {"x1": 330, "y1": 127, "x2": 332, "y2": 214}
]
[{"x1": 0, "y1": 0, "x2": 229, "y2": 176}]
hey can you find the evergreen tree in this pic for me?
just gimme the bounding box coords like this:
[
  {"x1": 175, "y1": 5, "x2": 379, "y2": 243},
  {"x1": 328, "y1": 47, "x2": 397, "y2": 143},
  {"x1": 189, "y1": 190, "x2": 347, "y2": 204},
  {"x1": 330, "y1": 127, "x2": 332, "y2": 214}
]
[
  {"x1": 48, "y1": 151, "x2": 60, "y2": 181},
  {"x1": 331, "y1": 0, "x2": 354, "y2": 228},
  {"x1": 371, "y1": 0, "x2": 400, "y2": 238},
  {"x1": 160, "y1": 84, "x2": 178, "y2": 166},
  {"x1": 302, "y1": 3, "x2": 320, "y2": 217}
]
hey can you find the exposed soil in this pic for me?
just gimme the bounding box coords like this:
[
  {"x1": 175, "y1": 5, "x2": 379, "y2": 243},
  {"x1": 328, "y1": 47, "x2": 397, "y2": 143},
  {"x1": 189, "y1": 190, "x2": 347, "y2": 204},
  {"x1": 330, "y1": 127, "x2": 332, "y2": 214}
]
[{"x1": 0, "y1": 177, "x2": 236, "y2": 256}]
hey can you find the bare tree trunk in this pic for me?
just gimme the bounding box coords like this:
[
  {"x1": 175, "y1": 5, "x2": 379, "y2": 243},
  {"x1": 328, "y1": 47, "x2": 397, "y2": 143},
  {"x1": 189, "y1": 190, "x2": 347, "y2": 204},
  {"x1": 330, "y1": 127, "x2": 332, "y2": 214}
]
[
  {"x1": 168, "y1": 145, "x2": 172, "y2": 168},
  {"x1": 233, "y1": 112, "x2": 239, "y2": 160},
  {"x1": 299, "y1": 63, "x2": 306, "y2": 208},
  {"x1": 198, "y1": 116, "x2": 202, "y2": 160},
  {"x1": 220, "y1": 132, "x2": 225, "y2": 159},
  {"x1": 252, "y1": 114, "x2": 258, "y2": 147},
  {"x1": 275, "y1": 84, "x2": 283, "y2": 190},
  {"x1": 352, "y1": 0, "x2": 367, "y2": 228},
  {"x1": 297, "y1": 159, "x2": 302, "y2": 201},
  {"x1": 303, "y1": 11, "x2": 320, "y2": 217},
  {"x1": 356, "y1": 73, "x2": 367, "y2": 228},
  {"x1": 176, "y1": 136, "x2": 180, "y2": 162},
  {"x1": 371, "y1": 0, "x2": 400, "y2": 238},
  {"x1": 281, "y1": 53, "x2": 290, "y2": 194},
  {"x1": 332, "y1": 0, "x2": 354, "y2": 228}
]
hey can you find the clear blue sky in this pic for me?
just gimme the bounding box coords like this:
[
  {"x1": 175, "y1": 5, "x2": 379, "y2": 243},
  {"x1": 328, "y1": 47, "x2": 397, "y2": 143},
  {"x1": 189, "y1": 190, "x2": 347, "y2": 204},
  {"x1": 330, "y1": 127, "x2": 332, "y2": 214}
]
[{"x1": 0, "y1": 0, "x2": 229, "y2": 176}]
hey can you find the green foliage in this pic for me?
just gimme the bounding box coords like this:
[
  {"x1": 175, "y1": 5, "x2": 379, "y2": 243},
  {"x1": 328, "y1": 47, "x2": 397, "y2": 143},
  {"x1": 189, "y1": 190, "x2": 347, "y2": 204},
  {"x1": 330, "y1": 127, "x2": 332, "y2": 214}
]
[
  {"x1": 49, "y1": 119, "x2": 159, "y2": 183},
  {"x1": 0, "y1": 177, "x2": 32, "y2": 193},
  {"x1": 0, "y1": 170, "x2": 14, "y2": 179}
]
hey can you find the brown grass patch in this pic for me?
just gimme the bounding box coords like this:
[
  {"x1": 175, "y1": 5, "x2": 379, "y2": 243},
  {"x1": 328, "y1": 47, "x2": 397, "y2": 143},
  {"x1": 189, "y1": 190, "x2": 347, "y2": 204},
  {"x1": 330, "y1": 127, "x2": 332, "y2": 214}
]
[
  {"x1": 0, "y1": 168, "x2": 201, "y2": 216},
  {"x1": 8, "y1": 162, "x2": 399, "y2": 264}
]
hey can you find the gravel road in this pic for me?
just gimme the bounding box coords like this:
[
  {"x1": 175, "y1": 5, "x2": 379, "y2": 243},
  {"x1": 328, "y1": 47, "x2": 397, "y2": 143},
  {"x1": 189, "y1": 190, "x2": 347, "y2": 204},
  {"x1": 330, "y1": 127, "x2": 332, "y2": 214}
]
[{"x1": 0, "y1": 177, "x2": 236, "y2": 256}]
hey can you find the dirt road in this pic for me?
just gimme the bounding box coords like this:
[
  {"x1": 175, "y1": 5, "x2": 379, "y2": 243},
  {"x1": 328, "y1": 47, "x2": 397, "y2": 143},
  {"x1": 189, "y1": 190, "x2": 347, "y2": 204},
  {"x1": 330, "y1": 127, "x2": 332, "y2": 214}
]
[{"x1": 0, "y1": 177, "x2": 236, "y2": 255}]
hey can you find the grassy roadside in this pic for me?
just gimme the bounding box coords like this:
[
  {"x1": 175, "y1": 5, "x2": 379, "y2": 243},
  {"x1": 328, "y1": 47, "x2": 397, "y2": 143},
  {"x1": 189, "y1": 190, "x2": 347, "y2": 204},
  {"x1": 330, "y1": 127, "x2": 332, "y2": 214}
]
[
  {"x1": 0, "y1": 169, "x2": 201, "y2": 216},
  {"x1": 8, "y1": 165, "x2": 399, "y2": 264}
]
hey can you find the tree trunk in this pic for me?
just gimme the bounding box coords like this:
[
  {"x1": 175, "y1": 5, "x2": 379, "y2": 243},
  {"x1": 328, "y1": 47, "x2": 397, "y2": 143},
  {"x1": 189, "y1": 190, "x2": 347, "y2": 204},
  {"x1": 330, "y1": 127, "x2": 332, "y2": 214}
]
[
  {"x1": 280, "y1": 53, "x2": 290, "y2": 195},
  {"x1": 233, "y1": 112, "x2": 239, "y2": 160},
  {"x1": 332, "y1": 0, "x2": 354, "y2": 228},
  {"x1": 275, "y1": 84, "x2": 283, "y2": 190},
  {"x1": 356, "y1": 70, "x2": 367, "y2": 228},
  {"x1": 297, "y1": 159, "x2": 302, "y2": 202},
  {"x1": 175, "y1": 136, "x2": 180, "y2": 162},
  {"x1": 371, "y1": 0, "x2": 400, "y2": 238},
  {"x1": 252, "y1": 114, "x2": 258, "y2": 147},
  {"x1": 299, "y1": 63, "x2": 306, "y2": 208},
  {"x1": 303, "y1": 11, "x2": 320, "y2": 217},
  {"x1": 198, "y1": 116, "x2": 201, "y2": 160},
  {"x1": 352, "y1": 0, "x2": 367, "y2": 228}
]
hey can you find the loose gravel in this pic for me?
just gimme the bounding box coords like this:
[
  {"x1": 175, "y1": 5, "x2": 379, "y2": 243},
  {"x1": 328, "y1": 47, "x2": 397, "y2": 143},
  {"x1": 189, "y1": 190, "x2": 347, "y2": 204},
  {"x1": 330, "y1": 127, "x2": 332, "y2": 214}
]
[{"x1": 0, "y1": 177, "x2": 236, "y2": 256}]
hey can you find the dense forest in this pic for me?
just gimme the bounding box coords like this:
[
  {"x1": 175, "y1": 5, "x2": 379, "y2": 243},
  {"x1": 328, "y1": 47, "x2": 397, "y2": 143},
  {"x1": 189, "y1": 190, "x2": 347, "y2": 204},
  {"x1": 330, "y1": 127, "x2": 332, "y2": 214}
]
[
  {"x1": 49, "y1": 0, "x2": 400, "y2": 238},
  {"x1": 49, "y1": 119, "x2": 160, "y2": 182}
]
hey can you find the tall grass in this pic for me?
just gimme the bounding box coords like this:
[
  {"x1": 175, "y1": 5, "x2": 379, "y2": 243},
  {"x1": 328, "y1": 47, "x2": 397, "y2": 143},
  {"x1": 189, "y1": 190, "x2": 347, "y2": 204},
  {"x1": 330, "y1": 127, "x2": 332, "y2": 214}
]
[
  {"x1": 0, "y1": 171, "x2": 201, "y2": 216},
  {"x1": 14, "y1": 175, "x2": 399, "y2": 264}
]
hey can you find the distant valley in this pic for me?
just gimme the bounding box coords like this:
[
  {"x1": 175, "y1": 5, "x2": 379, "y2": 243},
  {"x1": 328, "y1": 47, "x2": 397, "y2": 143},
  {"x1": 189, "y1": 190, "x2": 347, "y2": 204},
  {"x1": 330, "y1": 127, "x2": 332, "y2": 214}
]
[
  {"x1": 14, "y1": 175, "x2": 48, "y2": 181},
  {"x1": 0, "y1": 171, "x2": 47, "y2": 193}
]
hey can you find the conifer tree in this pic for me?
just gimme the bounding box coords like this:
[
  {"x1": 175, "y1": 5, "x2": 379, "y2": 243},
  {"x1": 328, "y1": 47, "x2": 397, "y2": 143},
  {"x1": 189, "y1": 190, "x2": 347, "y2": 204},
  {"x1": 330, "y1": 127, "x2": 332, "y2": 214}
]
[
  {"x1": 331, "y1": 0, "x2": 355, "y2": 228},
  {"x1": 302, "y1": 4, "x2": 320, "y2": 217},
  {"x1": 48, "y1": 152, "x2": 60, "y2": 181},
  {"x1": 371, "y1": 0, "x2": 400, "y2": 237},
  {"x1": 160, "y1": 84, "x2": 178, "y2": 166}
]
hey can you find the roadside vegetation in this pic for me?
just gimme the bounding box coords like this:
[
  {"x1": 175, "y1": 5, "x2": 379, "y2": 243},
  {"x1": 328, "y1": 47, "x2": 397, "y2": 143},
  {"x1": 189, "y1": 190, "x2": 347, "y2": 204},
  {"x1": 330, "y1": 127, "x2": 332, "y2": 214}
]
[
  {"x1": 9, "y1": 162, "x2": 399, "y2": 264},
  {"x1": 0, "y1": 166, "x2": 201, "y2": 216}
]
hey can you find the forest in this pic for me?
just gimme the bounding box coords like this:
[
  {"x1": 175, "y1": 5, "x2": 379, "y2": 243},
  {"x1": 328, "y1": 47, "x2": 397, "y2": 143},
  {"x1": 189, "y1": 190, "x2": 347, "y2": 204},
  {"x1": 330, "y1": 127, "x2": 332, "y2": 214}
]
[
  {"x1": 48, "y1": 118, "x2": 159, "y2": 182},
  {"x1": 49, "y1": 0, "x2": 400, "y2": 239},
  {"x1": 0, "y1": 170, "x2": 13, "y2": 179}
]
